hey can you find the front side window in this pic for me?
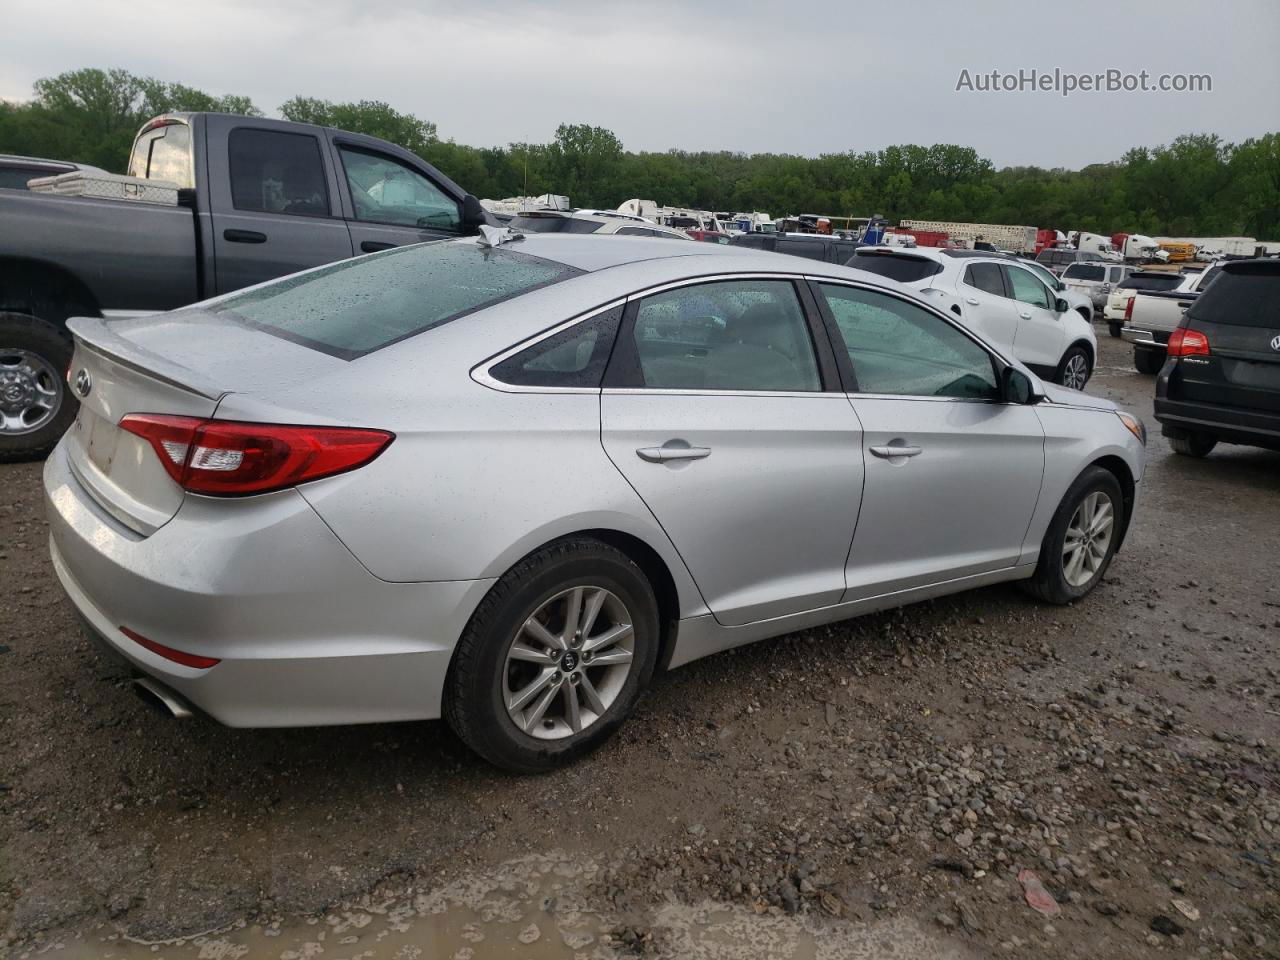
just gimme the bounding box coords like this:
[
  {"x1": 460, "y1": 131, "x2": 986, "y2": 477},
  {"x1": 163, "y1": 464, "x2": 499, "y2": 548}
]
[
  {"x1": 211, "y1": 240, "x2": 579, "y2": 358},
  {"x1": 1005, "y1": 266, "x2": 1052, "y2": 309},
  {"x1": 819, "y1": 284, "x2": 1000, "y2": 400},
  {"x1": 625, "y1": 280, "x2": 820, "y2": 391},
  {"x1": 229, "y1": 128, "x2": 329, "y2": 217},
  {"x1": 339, "y1": 146, "x2": 459, "y2": 230},
  {"x1": 964, "y1": 262, "x2": 1005, "y2": 297},
  {"x1": 490, "y1": 306, "x2": 622, "y2": 388}
]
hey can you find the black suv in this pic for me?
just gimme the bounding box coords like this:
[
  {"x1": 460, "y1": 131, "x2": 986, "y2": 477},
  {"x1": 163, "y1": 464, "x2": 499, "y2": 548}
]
[
  {"x1": 1154, "y1": 259, "x2": 1280, "y2": 457},
  {"x1": 729, "y1": 232, "x2": 862, "y2": 264}
]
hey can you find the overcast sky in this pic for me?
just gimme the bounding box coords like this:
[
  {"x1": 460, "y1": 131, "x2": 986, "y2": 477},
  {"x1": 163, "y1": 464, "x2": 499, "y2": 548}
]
[{"x1": 3, "y1": 0, "x2": 1277, "y2": 168}]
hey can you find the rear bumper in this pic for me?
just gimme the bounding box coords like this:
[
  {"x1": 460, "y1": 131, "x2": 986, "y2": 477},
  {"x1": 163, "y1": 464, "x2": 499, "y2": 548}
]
[
  {"x1": 1121, "y1": 326, "x2": 1169, "y2": 348},
  {"x1": 1153, "y1": 396, "x2": 1280, "y2": 451},
  {"x1": 44, "y1": 441, "x2": 495, "y2": 727}
]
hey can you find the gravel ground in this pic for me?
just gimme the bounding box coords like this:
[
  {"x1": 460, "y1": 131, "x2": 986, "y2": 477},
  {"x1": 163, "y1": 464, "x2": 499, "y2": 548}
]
[{"x1": 1, "y1": 332, "x2": 1278, "y2": 958}]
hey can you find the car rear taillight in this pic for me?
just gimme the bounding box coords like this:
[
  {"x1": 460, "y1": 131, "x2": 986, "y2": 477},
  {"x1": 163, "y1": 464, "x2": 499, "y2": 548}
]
[
  {"x1": 119, "y1": 415, "x2": 393, "y2": 496},
  {"x1": 1167, "y1": 328, "x2": 1211, "y2": 357},
  {"x1": 1123, "y1": 296, "x2": 1136, "y2": 321}
]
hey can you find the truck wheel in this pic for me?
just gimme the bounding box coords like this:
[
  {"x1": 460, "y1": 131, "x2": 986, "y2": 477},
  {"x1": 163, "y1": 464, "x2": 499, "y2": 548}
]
[
  {"x1": 1108, "y1": 321, "x2": 1122, "y2": 338},
  {"x1": 1133, "y1": 348, "x2": 1164, "y2": 375},
  {"x1": 1168, "y1": 432, "x2": 1217, "y2": 458},
  {"x1": 0, "y1": 313, "x2": 77, "y2": 463}
]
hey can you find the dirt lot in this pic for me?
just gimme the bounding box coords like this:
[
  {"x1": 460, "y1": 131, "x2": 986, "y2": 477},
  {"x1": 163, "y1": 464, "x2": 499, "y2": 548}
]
[{"x1": 1, "y1": 332, "x2": 1277, "y2": 959}]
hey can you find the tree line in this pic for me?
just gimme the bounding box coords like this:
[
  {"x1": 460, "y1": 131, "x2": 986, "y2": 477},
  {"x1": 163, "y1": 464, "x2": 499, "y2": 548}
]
[{"x1": 2, "y1": 68, "x2": 1277, "y2": 238}]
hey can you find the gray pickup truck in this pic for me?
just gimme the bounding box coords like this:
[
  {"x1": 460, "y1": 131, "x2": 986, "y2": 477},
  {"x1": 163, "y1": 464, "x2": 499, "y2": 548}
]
[{"x1": 0, "y1": 112, "x2": 491, "y2": 460}]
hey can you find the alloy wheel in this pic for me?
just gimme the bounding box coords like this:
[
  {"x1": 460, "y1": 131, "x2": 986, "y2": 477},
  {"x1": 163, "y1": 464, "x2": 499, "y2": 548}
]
[
  {"x1": 1062, "y1": 353, "x2": 1090, "y2": 390},
  {"x1": 1062, "y1": 491, "x2": 1114, "y2": 587},
  {"x1": 0, "y1": 349, "x2": 63, "y2": 436},
  {"x1": 503, "y1": 586, "x2": 635, "y2": 740}
]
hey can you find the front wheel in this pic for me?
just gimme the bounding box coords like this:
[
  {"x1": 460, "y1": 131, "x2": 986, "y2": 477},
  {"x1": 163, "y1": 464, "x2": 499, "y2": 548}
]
[
  {"x1": 0, "y1": 313, "x2": 78, "y2": 463},
  {"x1": 444, "y1": 538, "x2": 659, "y2": 773},
  {"x1": 1021, "y1": 466, "x2": 1125, "y2": 605},
  {"x1": 1055, "y1": 346, "x2": 1092, "y2": 390}
]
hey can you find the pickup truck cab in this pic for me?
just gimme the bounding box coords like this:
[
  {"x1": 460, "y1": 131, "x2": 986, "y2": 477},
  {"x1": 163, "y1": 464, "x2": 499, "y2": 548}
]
[
  {"x1": 1059, "y1": 261, "x2": 1134, "y2": 314},
  {"x1": 1123, "y1": 266, "x2": 1221, "y2": 374},
  {"x1": 0, "y1": 112, "x2": 489, "y2": 460}
]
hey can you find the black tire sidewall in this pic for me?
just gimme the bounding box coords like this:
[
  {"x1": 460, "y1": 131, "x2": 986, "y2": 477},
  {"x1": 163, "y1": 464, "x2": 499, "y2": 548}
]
[
  {"x1": 1056, "y1": 346, "x2": 1092, "y2": 388},
  {"x1": 1036, "y1": 467, "x2": 1125, "y2": 603},
  {"x1": 1108, "y1": 322, "x2": 1122, "y2": 338},
  {"x1": 0, "y1": 313, "x2": 78, "y2": 463},
  {"x1": 448, "y1": 543, "x2": 659, "y2": 772}
]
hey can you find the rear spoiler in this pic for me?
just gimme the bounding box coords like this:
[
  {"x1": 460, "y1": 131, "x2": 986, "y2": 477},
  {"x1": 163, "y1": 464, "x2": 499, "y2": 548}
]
[{"x1": 66, "y1": 316, "x2": 225, "y2": 401}]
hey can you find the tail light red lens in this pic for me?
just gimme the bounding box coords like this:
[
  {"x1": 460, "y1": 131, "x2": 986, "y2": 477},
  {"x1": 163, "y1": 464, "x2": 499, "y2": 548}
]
[
  {"x1": 1167, "y1": 328, "x2": 1210, "y2": 357},
  {"x1": 119, "y1": 626, "x2": 220, "y2": 669},
  {"x1": 1123, "y1": 295, "x2": 1136, "y2": 321},
  {"x1": 119, "y1": 415, "x2": 393, "y2": 496}
]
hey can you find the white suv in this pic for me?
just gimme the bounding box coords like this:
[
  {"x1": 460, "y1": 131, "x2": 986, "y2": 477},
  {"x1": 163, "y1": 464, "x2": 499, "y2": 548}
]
[
  {"x1": 847, "y1": 247, "x2": 1098, "y2": 390},
  {"x1": 1059, "y1": 261, "x2": 1135, "y2": 312}
]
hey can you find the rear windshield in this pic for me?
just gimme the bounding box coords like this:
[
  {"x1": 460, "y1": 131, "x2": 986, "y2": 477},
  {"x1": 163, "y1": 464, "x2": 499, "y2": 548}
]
[
  {"x1": 1063, "y1": 264, "x2": 1106, "y2": 281},
  {"x1": 510, "y1": 215, "x2": 601, "y2": 234},
  {"x1": 211, "y1": 240, "x2": 580, "y2": 358},
  {"x1": 847, "y1": 251, "x2": 944, "y2": 283},
  {"x1": 1118, "y1": 274, "x2": 1182, "y2": 291},
  {"x1": 1185, "y1": 263, "x2": 1279, "y2": 328}
]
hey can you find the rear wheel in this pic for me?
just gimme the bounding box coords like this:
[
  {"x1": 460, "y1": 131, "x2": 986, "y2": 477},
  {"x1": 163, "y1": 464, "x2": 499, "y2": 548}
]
[
  {"x1": 1168, "y1": 431, "x2": 1217, "y2": 458},
  {"x1": 1108, "y1": 321, "x2": 1122, "y2": 338},
  {"x1": 444, "y1": 538, "x2": 659, "y2": 773},
  {"x1": 1055, "y1": 346, "x2": 1092, "y2": 390},
  {"x1": 0, "y1": 314, "x2": 77, "y2": 463},
  {"x1": 1022, "y1": 466, "x2": 1124, "y2": 605},
  {"x1": 1133, "y1": 347, "x2": 1164, "y2": 375}
]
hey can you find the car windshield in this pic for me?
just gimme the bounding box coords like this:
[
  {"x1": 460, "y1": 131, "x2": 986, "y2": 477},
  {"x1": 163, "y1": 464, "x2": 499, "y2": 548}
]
[
  {"x1": 509, "y1": 216, "x2": 602, "y2": 234},
  {"x1": 846, "y1": 252, "x2": 943, "y2": 283},
  {"x1": 210, "y1": 240, "x2": 581, "y2": 358}
]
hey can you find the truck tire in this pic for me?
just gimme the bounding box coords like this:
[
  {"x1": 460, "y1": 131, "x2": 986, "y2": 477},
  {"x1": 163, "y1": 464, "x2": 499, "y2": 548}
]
[
  {"x1": 1133, "y1": 347, "x2": 1164, "y2": 375},
  {"x1": 1108, "y1": 321, "x2": 1122, "y2": 338},
  {"x1": 0, "y1": 313, "x2": 77, "y2": 463}
]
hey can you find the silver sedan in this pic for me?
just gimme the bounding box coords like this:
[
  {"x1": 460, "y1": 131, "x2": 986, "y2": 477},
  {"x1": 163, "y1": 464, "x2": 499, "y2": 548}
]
[{"x1": 45, "y1": 235, "x2": 1146, "y2": 771}]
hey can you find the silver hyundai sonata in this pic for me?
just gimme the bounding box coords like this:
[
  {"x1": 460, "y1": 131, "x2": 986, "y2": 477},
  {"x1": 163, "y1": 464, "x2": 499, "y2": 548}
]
[{"x1": 45, "y1": 234, "x2": 1146, "y2": 771}]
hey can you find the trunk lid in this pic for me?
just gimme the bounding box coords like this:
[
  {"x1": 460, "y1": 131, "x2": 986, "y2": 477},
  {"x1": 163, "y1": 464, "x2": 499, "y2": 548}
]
[{"x1": 64, "y1": 313, "x2": 347, "y2": 534}]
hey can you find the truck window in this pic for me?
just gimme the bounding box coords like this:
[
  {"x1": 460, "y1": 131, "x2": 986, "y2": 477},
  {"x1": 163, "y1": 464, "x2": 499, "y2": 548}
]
[
  {"x1": 127, "y1": 122, "x2": 194, "y2": 188},
  {"x1": 338, "y1": 146, "x2": 460, "y2": 232},
  {"x1": 1063, "y1": 264, "x2": 1105, "y2": 281},
  {"x1": 229, "y1": 128, "x2": 331, "y2": 217}
]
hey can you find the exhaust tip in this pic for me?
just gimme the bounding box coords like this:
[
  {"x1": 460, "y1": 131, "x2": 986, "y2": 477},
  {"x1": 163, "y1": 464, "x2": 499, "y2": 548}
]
[{"x1": 133, "y1": 677, "x2": 195, "y2": 719}]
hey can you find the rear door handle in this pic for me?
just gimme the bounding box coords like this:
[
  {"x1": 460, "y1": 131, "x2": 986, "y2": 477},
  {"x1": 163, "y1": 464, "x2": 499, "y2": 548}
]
[
  {"x1": 965, "y1": 297, "x2": 980, "y2": 306},
  {"x1": 224, "y1": 229, "x2": 267, "y2": 244},
  {"x1": 869, "y1": 444, "x2": 923, "y2": 459},
  {"x1": 360, "y1": 240, "x2": 396, "y2": 253},
  {"x1": 636, "y1": 445, "x2": 712, "y2": 463}
]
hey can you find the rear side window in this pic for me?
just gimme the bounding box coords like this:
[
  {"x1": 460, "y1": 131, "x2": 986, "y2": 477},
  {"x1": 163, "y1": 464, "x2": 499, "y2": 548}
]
[
  {"x1": 777, "y1": 239, "x2": 827, "y2": 261},
  {"x1": 1063, "y1": 264, "x2": 1106, "y2": 281},
  {"x1": 848, "y1": 252, "x2": 944, "y2": 283},
  {"x1": 964, "y1": 262, "x2": 1005, "y2": 296},
  {"x1": 212, "y1": 240, "x2": 580, "y2": 358},
  {"x1": 1119, "y1": 274, "x2": 1182, "y2": 291},
  {"x1": 0, "y1": 166, "x2": 59, "y2": 189},
  {"x1": 1186, "y1": 264, "x2": 1279, "y2": 328},
  {"x1": 510, "y1": 216, "x2": 601, "y2": 234},
  {"x1": 490, "y1": 306, "x2": 621, "y2": 388},
  {"x1": 229, "y1": 128, "x2": 329, "y2": 217}
]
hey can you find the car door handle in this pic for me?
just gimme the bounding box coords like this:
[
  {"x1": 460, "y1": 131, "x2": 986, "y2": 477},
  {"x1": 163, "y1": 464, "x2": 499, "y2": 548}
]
[
  {"x1": 223, "y1": 229, "x2": 267, "y2": 244},
  {"x1": 965, "y1": 297, "x2": 980, "y2": 306},
  {"x1": 1019, "y1": 311, "x2": 1033, "y2": 319},
  {"x1": 869, "y1": 444, "x2": 923, "y2": 459},
  {"x1": 360, "y1": 240, "x2": 396, "y2": 253},
  {"x1": 636, "y1": 445, "x2": 712, "y2": 463}
]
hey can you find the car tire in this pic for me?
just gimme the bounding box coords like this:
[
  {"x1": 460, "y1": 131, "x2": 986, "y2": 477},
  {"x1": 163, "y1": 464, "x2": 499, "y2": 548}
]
[
  {"x1": 1021, "y1": 465, "x2": 1125, "y2": 606},
  {"x1": 1168, "y1": 432, "x2": 1217, "y2": 458},
  {"x1": 443, "y1": 537, "x2": 660, "y2": 773},
  {"x1": 0, "y1": 313, "x2": 78, "y2": 463},
  {"x1": 1054, "y1": 345, "x2": 1092, "y2": 390},
  {"x1": 1108, "y1": 321, "x2": 1122, "y2": 338},
  {"x1": 1133, "y1": 348, "x2": 1164, "y2": 375}
]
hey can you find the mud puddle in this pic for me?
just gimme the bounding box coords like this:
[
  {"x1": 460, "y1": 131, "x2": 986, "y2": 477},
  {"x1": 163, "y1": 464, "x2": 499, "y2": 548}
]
[{"x1": 25, "y1": 853, "x2": 967, "y2": 960}]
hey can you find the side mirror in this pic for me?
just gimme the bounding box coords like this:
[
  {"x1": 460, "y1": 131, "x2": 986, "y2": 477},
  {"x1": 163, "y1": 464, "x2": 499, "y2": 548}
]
[
  {"x1": 1002, "y1": 366, "x2": 1045, "y2": 405},
  {"x1": 461, "y1": 194, "x2": 488, "y2": 234},
  {"x1": 1055, "y1": 279, "x2": 1066, "y2": 292},
  {"x1": 1055, "y1": 297, "x2": 1070, "y2": 313}
]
